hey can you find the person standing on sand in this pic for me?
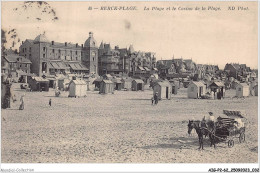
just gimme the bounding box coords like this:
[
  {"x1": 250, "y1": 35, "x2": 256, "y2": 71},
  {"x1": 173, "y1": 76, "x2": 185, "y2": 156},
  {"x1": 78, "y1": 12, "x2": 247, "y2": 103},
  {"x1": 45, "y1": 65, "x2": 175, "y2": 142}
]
[
  {"x1": 19, "y1": 94, "x2": 25, "y2": 110},
  {"x1": 154, "y1": 92, "x2": 159, "y2": 105},
  {"x1": 49, "y1": 99, "x2": 52, "y2": 106},
  {"x1": 151, "y1": 96, "x2": 154, "y2": 105}
]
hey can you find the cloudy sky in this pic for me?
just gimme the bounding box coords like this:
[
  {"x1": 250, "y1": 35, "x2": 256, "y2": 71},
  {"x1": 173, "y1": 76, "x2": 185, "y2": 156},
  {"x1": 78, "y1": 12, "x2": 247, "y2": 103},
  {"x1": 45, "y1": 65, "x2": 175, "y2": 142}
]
[{"x1": 2, "y1": 1, "x2": 258, "y2": 69}]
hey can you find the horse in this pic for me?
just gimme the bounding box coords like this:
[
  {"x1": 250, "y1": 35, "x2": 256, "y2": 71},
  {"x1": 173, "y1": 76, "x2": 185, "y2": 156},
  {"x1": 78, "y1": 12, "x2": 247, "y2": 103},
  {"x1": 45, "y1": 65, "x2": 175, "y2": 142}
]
[{"x1": 188, "y1": 120, "x2": 216, "y2": 150}]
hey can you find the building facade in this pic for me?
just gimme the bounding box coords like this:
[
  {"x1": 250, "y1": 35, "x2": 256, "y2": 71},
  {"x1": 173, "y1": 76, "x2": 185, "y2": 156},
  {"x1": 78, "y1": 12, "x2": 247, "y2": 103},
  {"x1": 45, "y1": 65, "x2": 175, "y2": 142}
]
[{"x1": 19, "y1": 33, "x2": 99, "y2": 76}]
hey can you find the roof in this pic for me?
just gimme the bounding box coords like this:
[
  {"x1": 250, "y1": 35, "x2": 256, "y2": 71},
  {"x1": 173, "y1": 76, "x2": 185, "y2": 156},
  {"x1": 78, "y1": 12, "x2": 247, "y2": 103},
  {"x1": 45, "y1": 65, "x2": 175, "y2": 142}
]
[
  {"x1": 34, "y1": 34, "x2": 49, "y2": 43},
  {"x1": 84, "y1": 32, "x2": 97, "y2": 48},
  {"x1": 121, "y1": 78, "x2": 133, "y2": 82},
  {"x1": 102, "y1": 80, "x2": 114, "y2": 84},
  {"x1": 112, "y1": 78, "x2": 123, "y2": 83},
  {"x1": 209, "y1": 81, "x2": 225, "y2": 87},
  {"x1": 231, "y1": 63, "x2": 240, "y2": 70},
  {"x1": 144, "y1": 67, "x2": 150, "y2": 71},
  {"x1": 138, "y1": 66, "x2": 145, "y2": 71},
  {"x1": 133, "y1": 79, "x2": 144, "y2": 84},
  {"x1": 238, "y1": 83, "x2": 249, "y2": 87},
  {"x1": 32, "y1": 77, "x2": 49, "y2": 82},
  {"x1": 156, "y1": 81, "x2": 171, "y2": 87},
  {"x1": 189, "y1": 81, "x2": 205, "y2": 87},
  {"x1": 5, "y1": 55, "x2": 31, "y2": 64},
  {"x1": 70, "y1": 79, "x2": 86, "y2": 85}
]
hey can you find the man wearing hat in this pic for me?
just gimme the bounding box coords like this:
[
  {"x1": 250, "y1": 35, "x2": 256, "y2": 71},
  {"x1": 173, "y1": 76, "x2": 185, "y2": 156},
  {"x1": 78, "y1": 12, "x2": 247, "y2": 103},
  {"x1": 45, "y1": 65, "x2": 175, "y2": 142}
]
[{"x1": 203, "y1": 112, "x2": 215, "y2": 123}]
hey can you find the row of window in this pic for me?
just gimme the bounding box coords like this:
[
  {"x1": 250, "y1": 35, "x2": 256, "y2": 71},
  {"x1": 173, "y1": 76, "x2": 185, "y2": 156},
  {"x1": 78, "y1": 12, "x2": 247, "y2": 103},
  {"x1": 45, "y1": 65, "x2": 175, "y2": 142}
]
[
  {"x1": 43, "y1": 47, "x2": 82, "y2": 55},
  {"x1": 42, "y1": 53, "x2": 80, "y2": 61},
  {"x1": 9, "y1": 63, "x2": 29, "y2": 68},
  {"x1": 22, "y1": 47, "x2": 31, "y2": 53}
]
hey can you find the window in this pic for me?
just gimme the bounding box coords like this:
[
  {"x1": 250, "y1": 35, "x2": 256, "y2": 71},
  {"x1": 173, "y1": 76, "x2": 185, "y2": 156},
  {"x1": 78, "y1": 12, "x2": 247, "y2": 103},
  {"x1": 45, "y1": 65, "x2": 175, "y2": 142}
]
[
  {"x1": 25, "y1": 64, "x2": 27, "y2": 67},
  {"x1": 43, "y1": 54, "x2": 46, "y2": 58},
  {"x1": 59, "y1": 49, "x2": 61, "y2": 53},
  {"x1": 25, "y1": 48, "x2": 27, "y2": 52},
  {"x1": 238, "y1": 88, "x2": 241, "y2": 91},
  {"x1": 23, "y1": 48, "x2": 24, "y2": 53},
  {"x1": 29, "y1": 47, "x2": 31, "y2": 52},
  {"x1": 93, "y1": 57, "x2": 95, "y2": 61},
  {"x1": 76, "y1": 51, "x2": 78, "y2": 55},
  {"x1": 65, "y1": 56, "x2": 66, "y2": 60},
  {"x1": 76, "y1": 57, "x2": 77, "y2": 61},
  {"x1": 43, "y1": 47, "x2": 46, "y2": 52},
  {"x1": 191, "y1": 87, "x2": 194, "y2": 92},
  {"x1": 20, "y1": 64, "x2": 22, "y2": 67},
  {"x1": 52, "y1": 49, "x2": 54, "y2": 53}
]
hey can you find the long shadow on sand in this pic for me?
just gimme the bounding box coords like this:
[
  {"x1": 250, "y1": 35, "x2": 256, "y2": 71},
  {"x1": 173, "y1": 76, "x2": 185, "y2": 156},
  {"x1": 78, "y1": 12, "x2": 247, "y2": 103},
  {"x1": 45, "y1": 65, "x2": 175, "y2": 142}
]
[{"x1": 138, "y1": 136, "x2": 221, "y2": 150}]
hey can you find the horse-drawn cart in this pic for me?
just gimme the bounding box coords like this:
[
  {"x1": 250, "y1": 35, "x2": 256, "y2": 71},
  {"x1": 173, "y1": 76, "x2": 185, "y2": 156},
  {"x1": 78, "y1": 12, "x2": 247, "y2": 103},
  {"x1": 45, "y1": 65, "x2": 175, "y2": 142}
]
[
  {"x1": 188, "y1": 110, "x2": 247, "y2": 149},
  {"x1": 211, "y1": 110, "x2": 246, "y2": 148}
]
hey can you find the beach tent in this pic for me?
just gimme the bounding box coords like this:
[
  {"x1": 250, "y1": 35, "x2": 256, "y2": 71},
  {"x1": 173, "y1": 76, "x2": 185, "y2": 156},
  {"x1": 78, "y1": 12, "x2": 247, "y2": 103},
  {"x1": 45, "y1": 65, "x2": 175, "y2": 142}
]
[
  {"x1": 68, "y1": 79, "x2": 87, "y2": 97},
  {"x1": 132, "y1": 79, "x2": 144, "y2": 91},
  {"x1": 187, "y1": 81, "x2": 206, "y2": 99},
  {"x1": 236, "y1": 83, "x2": 250, "y2": 97},
  {"x1": 28, "y1": 76, "x2": 49, "y2": 91},
  {"x1": 153, "y1": 81, "x2": 172, "y2": 100},
  {"x1": 121, "y1": 78, "x2": 133, "y2": 90},
  {"x1": 100, "y1": 80, "x2": 114, "y2": 94},
  {"x1": 112, "y1": 78, "x2": 123, "y2": 90},
  {"x1": 209, "y1": 81, "x2": 225, "y2": 99}
]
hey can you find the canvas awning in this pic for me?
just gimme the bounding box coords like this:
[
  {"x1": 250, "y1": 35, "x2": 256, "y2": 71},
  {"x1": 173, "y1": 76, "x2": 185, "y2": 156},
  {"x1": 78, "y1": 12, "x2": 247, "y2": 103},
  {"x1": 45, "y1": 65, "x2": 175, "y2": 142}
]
[
  {"x1": 69, "y1": 63, "x2": 89, "y2": 71},
  {"x1": 49, "y1": 61, "x2": 68, "y2": 70}
]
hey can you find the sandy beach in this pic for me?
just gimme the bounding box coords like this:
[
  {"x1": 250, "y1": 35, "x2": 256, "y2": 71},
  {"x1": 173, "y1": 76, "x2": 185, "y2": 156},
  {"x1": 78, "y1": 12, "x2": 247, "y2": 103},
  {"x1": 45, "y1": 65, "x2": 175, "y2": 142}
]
[{"x1": 1, "y1": 83, "x2": 258, "y2": 163}]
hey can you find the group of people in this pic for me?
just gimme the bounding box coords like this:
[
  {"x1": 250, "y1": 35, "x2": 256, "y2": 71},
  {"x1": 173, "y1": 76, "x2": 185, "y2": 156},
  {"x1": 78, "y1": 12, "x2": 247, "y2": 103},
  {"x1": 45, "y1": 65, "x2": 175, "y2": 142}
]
[
  {"x1": 151, "y1": 92, "x2": 159, "y2": 105},
  {"x1": 2, "y1": 75, "x2": 25, "y2": 110}
]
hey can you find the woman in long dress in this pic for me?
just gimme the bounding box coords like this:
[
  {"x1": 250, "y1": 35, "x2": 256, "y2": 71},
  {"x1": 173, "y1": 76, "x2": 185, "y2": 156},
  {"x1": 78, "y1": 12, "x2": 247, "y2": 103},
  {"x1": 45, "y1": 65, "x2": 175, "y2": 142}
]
[{"x1": 19, "y1": 94, "x2": 25, "y2": 110}]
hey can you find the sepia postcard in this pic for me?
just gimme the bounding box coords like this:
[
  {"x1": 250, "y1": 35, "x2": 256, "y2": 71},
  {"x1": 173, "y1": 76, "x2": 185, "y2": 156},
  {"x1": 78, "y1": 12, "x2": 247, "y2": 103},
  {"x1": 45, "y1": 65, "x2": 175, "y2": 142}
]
[{"x1": 1, "y1": 0, "x2": 259, "y2": 172}]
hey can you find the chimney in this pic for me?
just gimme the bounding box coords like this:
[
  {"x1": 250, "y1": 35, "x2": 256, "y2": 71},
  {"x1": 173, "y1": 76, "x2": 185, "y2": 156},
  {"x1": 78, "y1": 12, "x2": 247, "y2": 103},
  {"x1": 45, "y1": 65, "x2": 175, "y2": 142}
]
[
  {"x1": 52, "y1": 41, "x2": 54, "y2": 45},
  {"x1": 76, "y1": 43, "x2": 78, "y2": 48},
  {"x1": 81, "y1": 44, "x2": 83, "y2": 48},
  {"x1": 115, "y1": 45, "x2": 119, "y2": 50},
  {"x1": 22, "y1": 41, "x2": 24, "y2": 44},
  {"x1": 65, "y1": 42, "x2": 67, "y2": 46}
]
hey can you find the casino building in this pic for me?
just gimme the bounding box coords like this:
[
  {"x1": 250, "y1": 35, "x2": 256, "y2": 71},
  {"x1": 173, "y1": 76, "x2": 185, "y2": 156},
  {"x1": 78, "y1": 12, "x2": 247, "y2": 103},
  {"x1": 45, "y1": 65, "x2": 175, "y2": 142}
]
[
  {"x1": 19, "y1": 32, "x2": 98, "y2": 76},
  {"x1": 19, "y1": 32, "x2": 157, "y2": 77}
]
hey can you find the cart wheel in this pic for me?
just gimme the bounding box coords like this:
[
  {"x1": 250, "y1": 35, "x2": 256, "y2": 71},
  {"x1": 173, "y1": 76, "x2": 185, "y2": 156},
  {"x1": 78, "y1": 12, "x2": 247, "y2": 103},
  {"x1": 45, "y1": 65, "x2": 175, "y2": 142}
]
[
  {"x1": 239, "y1": 133, "x2": 245, "y2": 143},
  {"x1": 228, "y1": 140, "x2": 234, "y2": 148}
]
